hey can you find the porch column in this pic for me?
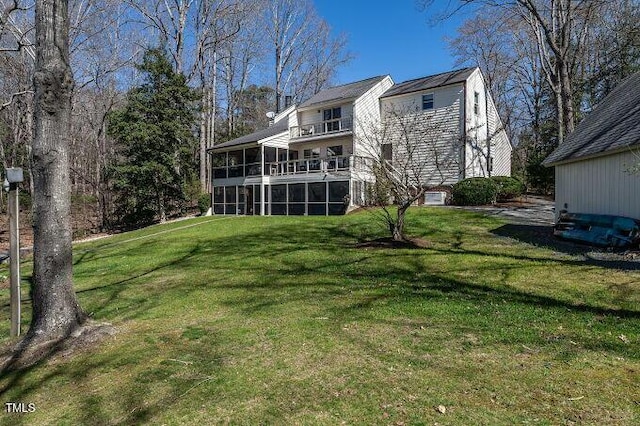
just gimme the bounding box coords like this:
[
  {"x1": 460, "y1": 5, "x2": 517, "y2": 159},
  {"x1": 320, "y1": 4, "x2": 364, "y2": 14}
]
[{"x1": 260, "y1": 145, "x2": 266, "y2": 215}]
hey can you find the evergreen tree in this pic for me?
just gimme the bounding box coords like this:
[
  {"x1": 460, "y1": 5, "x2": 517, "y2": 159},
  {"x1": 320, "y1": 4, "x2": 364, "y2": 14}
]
[{"x1": 108, "y1": 49, "x2": 198, "y2": 226}]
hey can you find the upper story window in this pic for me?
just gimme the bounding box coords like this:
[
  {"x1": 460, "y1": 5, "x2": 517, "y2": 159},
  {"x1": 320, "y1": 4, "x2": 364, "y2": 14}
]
[
  {"x1": 474, "y1": 91, "x2": 480, "y2": 115},
  {"x1": 381, "y1": 143, "x2": 392, "y2": 161},
  {"x1": 323, "y1": 107, "x2": 341, "y2": 132},
  {"x1": 422, "y1": 94, "x2": 434, "y2": 110}
]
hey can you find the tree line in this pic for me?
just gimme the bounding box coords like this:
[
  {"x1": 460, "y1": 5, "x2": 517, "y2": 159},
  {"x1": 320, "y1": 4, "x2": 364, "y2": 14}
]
[
  {"x1": 0, "y1": 0, "x2": 350, "y2": 230},
  {"x1": 425, "y1": 0, "x2": 640, "y2": 192}
]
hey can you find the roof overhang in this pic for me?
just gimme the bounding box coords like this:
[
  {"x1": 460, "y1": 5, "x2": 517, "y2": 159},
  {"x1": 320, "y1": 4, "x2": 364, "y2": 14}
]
[
  {"x1": 543, "y1": 144, "x2": 640, "y2": 167},
  {"x1": 297, "y1": 97, "x2": 357, "y2": 112},
  {"x1": 380, "y1": 80, "x2": 465, "y2": 101}
]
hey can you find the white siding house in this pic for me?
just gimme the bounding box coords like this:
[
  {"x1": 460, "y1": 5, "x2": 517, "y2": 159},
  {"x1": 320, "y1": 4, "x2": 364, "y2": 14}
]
[
  {"x1": 543, "y1": 72, "x2": 640, "y2": 220},
  {"x1": 209, "y1": 67, "x2": 512, "y2": 215},
  {"x1": 378, "y1": 67, "x2": 511, "y2": 188}
]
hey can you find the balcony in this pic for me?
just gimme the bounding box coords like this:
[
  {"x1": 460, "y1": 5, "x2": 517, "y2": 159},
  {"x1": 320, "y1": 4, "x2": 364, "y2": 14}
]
[
  {"x1": 267, "y1": 155, "x2": 372, "y2": 177},
  {"x1": 290, "y1": 116, "x2": 353, "y2": 139}
]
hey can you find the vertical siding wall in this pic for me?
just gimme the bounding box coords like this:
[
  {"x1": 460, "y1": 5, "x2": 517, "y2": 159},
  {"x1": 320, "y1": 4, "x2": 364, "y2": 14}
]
[
  {"x1": 555, "y1": 150, "x2": 640, "y2": 219},
  {"x1": 380, "y1": 83, "x2": 464, "y2": 186}
]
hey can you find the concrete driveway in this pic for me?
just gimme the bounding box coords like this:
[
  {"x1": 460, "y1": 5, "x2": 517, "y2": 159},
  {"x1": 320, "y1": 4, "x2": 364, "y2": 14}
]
[{"x1": 448, "y1": 196, "x2": 555, "y2": 226}]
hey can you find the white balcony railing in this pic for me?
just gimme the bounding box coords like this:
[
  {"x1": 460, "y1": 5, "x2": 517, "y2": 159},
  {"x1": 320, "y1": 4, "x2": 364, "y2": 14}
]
[
  {"x1": 267, "y1": 155, "x2": 371, "y2": 176},
  {"x1": 289, "y1": 116, "x2": 353, "y2": 139}
]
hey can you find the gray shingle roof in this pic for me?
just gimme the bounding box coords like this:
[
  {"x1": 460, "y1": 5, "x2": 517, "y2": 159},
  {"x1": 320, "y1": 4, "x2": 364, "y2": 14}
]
[
  {"x1": 543, "y1": 72, "x2": 640, "y2": 166},
  {"x1": 298, "y1": 75, "x2": 388, "y2": 109},
  {"x1": 209, "y1": 119, "x2": 288, "y2": 150},
  {"x1": 381, "y1": 67, "x2": 477, "y2": 98}
]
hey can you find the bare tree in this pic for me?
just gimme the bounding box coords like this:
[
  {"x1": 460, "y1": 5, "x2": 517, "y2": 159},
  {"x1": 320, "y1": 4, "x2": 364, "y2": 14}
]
[
  {"x1": 27, "y1": 0, "x2": 86, "y2": 343},
  {"x1": 357, "y1": 104, "x2": 463, "y2": 241},
  {"x1": 421, "y1": 0, "x2": 607, "y2": 144},
  {"x1": 264, "y1": 0, "x2": 349, "y2": 110}
]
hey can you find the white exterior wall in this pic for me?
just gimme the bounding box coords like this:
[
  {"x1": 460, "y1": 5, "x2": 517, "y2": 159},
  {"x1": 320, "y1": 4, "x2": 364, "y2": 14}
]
[
  {"x1": 555, "y1": 150, "x2": 640, "y2": 220},
  {"x1": 464, "y1": 70, "x2": 489, "y2": 178},
  {"x1": 289, "y1": 136, "x2": 353, "y2": 158},
  {"x1": 486, "y1": 92, "x2": 511, "y2": 176},
  {"x1": 464, "y1": 69, "x2": 512, "y2": 178},
  {"x1": 352, "y1": 76, "x2": 394, "y2": 157},
  {"x1": 298, "y1": 103, "x2": 354, "y2": 126},
  {"x1": 262, "y1": 131, "x2": 290, "y2": 149},
  {"x1": 288, "y1": 109, "x2": 298, "y2": 129},
  {"x1": 380, "y1": 83, "x2": 464, "y2": 186}
]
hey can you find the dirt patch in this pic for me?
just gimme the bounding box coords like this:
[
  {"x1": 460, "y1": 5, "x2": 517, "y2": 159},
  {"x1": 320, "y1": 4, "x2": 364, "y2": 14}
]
[
  {"x1": 0, "y1": 321, "x2": 117, "y2": 371},
  {"x1": 355, "y1": 237, "x2": 431, "y2": 250}
]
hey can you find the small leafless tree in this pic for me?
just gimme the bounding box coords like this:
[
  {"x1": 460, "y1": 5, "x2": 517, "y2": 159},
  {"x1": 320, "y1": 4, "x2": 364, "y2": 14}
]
[{"x1": 357, "y1": 104, "x2": 463, "y2": 241}]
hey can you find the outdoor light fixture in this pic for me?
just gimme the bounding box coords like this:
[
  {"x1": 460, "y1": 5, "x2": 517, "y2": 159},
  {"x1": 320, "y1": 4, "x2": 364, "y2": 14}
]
[
  {"x1": 6, "y1": 167, "x2": 24, "y2": 184},
  {"x1": 5, "y1": 167, "x2": 23, "y2": 337}
]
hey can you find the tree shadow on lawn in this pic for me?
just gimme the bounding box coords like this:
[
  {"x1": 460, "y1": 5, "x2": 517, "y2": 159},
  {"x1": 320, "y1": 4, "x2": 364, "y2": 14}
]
[
  {"x1": 1, "y1": 217, "x2": 638, "y2": 423},
  {"x1": 491, "y1": 223, "x2": 640, "y2": 271},
  {"x1": 0, "y1": 323, "x2": 227, "y2": 426}
]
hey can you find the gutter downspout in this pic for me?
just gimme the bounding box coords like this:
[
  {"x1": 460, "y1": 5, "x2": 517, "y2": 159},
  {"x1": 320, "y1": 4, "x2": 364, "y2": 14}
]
[{"x1": 260, "y1": 144, "x2": 266, "y2": 216}]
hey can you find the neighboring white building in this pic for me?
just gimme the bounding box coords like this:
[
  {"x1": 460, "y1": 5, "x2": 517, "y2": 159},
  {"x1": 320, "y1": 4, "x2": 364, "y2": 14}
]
[
  {"x1": 543, "y1": 72, "x2": 640, "y2": 220},
  {"x1": 209, "y1": 67, "x2": 512, "y2": 216}
]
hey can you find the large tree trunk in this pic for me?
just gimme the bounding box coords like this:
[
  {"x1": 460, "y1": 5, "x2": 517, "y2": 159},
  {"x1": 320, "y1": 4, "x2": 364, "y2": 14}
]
[{"x1": 28, "y1": 0, "x2": 86, "y2": 343}]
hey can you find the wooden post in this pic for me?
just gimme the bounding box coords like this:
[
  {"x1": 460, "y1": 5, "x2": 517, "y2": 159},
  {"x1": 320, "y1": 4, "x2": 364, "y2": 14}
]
[{"x1": 9, "y1": 181, "x2": 20, "y2": 337}]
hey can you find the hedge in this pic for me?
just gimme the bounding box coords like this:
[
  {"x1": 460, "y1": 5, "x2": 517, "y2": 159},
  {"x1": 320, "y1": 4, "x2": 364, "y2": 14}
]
[{"x1": 452, "y1": 177, "x2": 498, "y2": 206}]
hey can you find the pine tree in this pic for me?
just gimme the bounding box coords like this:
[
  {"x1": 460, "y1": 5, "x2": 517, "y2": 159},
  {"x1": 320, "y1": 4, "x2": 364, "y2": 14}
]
[{"x1": 108, "y1": 49, "x2": 198, "y2": 226}]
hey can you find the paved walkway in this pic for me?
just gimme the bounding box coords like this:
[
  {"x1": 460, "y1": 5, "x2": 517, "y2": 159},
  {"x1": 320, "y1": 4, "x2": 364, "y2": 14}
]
[{"x1": 448, "y1": 196, "x2": 555, "y2": 226}]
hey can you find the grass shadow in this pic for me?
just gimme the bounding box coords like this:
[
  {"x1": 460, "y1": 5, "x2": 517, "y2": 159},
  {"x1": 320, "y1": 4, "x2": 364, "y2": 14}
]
[{"x1": 491, "y1": 224, "x2": 640, "y2": 271}]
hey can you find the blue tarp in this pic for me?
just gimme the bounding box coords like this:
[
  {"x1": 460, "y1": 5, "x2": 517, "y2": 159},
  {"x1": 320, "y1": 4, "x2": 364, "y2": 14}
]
[{"x1": 554, "y1": 213, "x2": 640, "y2": 248}]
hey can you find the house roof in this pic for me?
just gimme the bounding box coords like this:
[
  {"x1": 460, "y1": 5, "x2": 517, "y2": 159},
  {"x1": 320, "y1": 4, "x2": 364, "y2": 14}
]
[
  {"x1": 543, "y1": 72, "x2": 640, "y2": 166},
  {"x1": 298, "y1": 75, "x2": 388, "y2": 109},
  {"x1": 380, "y1": 67, "x2": 477, "y2": 99},
  {"x1": 210, "y1": 119, "x2": 288, "y2": 150}
]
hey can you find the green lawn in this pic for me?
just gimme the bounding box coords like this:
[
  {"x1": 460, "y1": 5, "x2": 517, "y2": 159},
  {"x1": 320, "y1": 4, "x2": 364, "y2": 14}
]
[{"x1": 1, "y1": 208, "x2": 639, "y2": 425}]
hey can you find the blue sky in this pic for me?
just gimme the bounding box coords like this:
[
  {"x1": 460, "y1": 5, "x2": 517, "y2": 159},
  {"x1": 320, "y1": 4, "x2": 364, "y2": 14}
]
[{"x1": 314, "y1": 0, "x2": 468, "y2": 84}]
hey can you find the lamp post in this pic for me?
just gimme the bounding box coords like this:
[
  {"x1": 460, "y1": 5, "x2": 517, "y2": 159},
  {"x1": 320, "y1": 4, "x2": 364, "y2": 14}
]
[{"x1": 5, "y1": 167, "x2": 23, "y2": 337}]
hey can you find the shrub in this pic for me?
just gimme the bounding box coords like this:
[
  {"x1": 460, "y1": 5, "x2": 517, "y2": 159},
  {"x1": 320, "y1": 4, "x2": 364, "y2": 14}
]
[
  {"x1": 198, "y1": 192, "x2": 211, "y2": 215},
  {"x1": 452, "y1": 178, "x2": 498, "y2": 206},
  {"x1": 490, "y1": 176, "x2": 525, "y2": 201}
]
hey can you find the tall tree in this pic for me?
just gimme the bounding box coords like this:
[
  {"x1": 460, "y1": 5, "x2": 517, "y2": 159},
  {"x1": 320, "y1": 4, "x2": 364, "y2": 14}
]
[
  {"x1": 108, "y1": 48, "x2": 198, "y2": 226},
  {"x1": 422, "y1": 0, "x2": 606, "y2": 144},
  {"x1": 264, "y1": 0, "x2": 349, "y2": 110},
  {"x1": 27, "y1": 0, "x2": 86, "y2": 343}
]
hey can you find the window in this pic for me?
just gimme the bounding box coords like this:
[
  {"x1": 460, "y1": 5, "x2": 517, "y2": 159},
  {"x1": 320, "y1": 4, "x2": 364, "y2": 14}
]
[
  {"x1": 245, "y1": 147, "x2": 261, "y2": 176},
  {"x1": 212, "y1": 153, "x2": 227, "y2": 179},
  {"x1": 228, "y1": 150, "x2": 244, "y2": 177},
  {"x1": 270, "y1": 185, "x2": 287, "y2": 215},
  {"x1": 288, "y1": 183, "x2": 305, "y2": 215},
  {"x1": 323, "y1": 107, "x2": 341, "y2": 132},
  {"x1": 474, "y1": 91, "x2": 480, "y2": 115},
  {"x1": 308, "y1": 182, "x2": 327, "y2": 216},
  {"x1": 323, "y1": 107, "x2": 341, "y2": 121},
  {"x1": 303, "y1": 148, "x2": 321, "y2": 171},
  {"x1": 304, "y1": 148, "x2": 321, "y2": 158},
  {"x1": 327, "y1": 145, "x2": 342, "y2": 157},
  {"x1": 381, "y1": 143, "x2": 392, "y2": 161},
  {"x1": 422, "y1": 93, "x2": 434, "y2": 110}
]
